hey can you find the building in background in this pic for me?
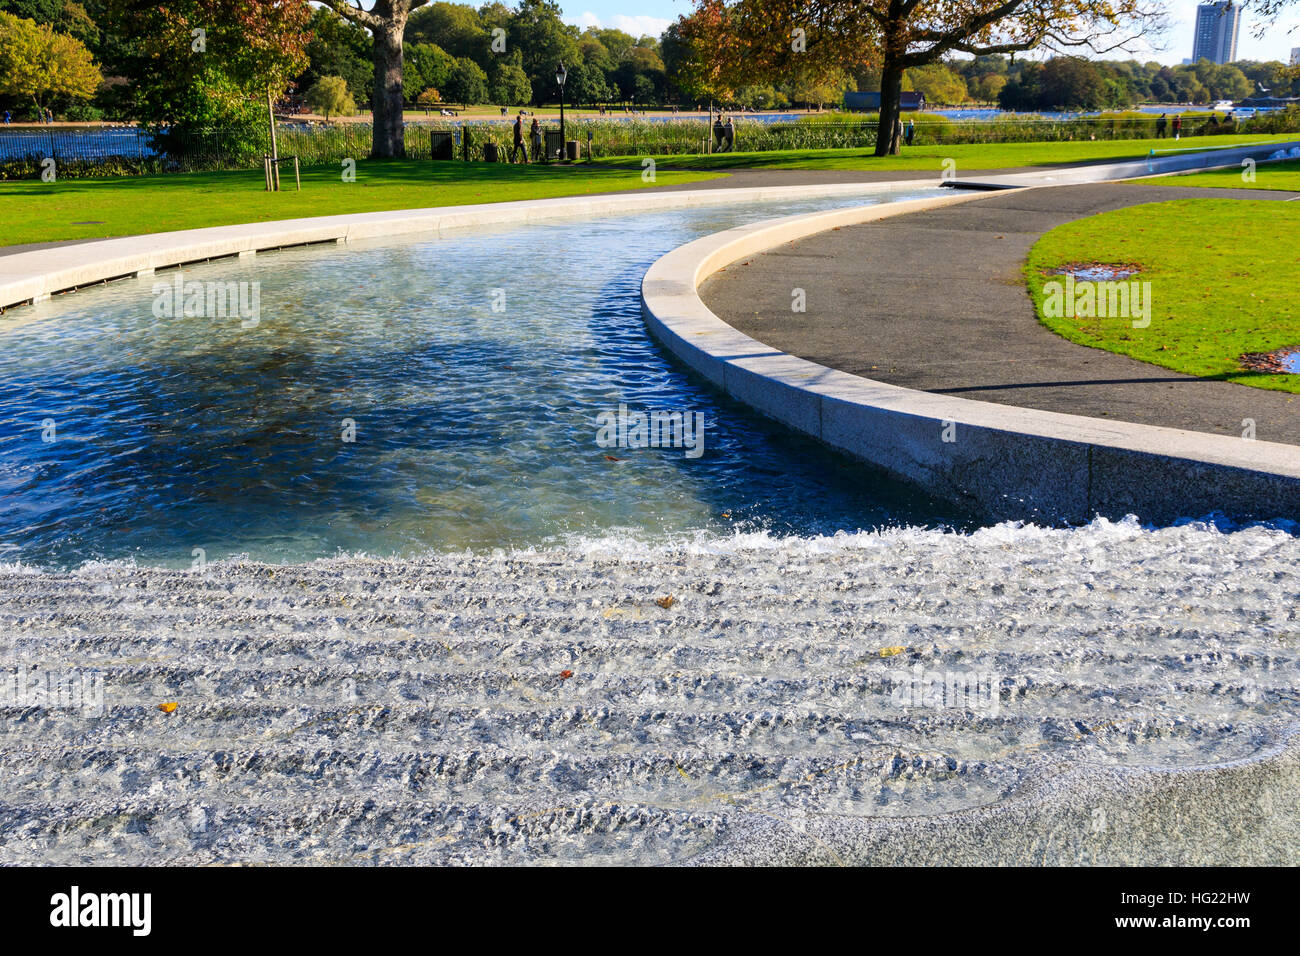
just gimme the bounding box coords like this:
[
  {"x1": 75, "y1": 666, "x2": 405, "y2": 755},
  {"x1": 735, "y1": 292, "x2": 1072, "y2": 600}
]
[
  {"x1": 844, "y1": 91, "x2": 927, "y2": 112},
  {"x1": 1291, "y1": 47, "x2": 1300, "y2": 66},
  {"x1": 1192, "y1": 2, "x2": 1242, "y2": 64}
]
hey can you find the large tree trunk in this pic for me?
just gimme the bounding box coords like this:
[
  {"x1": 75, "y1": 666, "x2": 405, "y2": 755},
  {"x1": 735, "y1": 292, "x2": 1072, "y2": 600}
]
[
  {"x1": 371, "y1": 20, "x2": 406, "y2": 159},
  {"x1": 875, "y1": 57, "x2": 904, "y2": 157}
]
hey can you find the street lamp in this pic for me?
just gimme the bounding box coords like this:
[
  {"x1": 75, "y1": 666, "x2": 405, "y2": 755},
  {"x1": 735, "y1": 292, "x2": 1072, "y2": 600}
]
[{"x1": 556, "y1": 61, "x2": 567, "y2": 160}]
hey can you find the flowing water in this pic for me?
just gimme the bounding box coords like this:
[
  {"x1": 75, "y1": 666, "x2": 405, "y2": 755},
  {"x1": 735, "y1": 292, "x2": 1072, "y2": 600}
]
[
  {"x1": 0, "y1": 189, "x2": 961, "y2": 568},
  {"x1": 0, "y1": 190, "x2": 1297, "y2": 865}
]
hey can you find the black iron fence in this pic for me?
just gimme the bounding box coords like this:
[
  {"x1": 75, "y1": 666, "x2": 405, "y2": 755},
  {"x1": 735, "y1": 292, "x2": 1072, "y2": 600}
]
[{"x1": 2, "y1": 110, "x2": 1295, "y2": 178}]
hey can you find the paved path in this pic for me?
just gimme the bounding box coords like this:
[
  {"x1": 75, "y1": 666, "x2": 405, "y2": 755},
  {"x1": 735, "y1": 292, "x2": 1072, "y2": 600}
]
[{"x1": 700, "y1": 182, "x2": 1300, "y2": 446}]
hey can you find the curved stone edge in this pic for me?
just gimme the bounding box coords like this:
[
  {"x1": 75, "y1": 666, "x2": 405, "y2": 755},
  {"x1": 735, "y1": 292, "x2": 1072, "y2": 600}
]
[
  {"x1": 685, "y1": 721, "x2": 1300, "y2": 866},
  {"x1": 640, "y1": 167, "x2": 1300, "y2": 525},
  {"x1": 945, "y1": 136, "x2": 1300, "y2": 188},
  {"x1": 0, "y1": 179, "x2": 933, "y2": 312}
]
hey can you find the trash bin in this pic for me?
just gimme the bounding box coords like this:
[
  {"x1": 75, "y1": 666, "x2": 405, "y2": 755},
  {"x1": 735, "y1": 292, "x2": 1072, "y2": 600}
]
[
  {"x1": 543, "y1": 130, "x2": 562, "y2": 162},
  {"x1": 566, "y1": 140, "x2": 579, "y2": 161},
  {"x1": 430, "y1": 130, "x2": 454, "y2": 161},
  {"x1": 483, "y1": 142, "x2": 499, "y2": 163}
]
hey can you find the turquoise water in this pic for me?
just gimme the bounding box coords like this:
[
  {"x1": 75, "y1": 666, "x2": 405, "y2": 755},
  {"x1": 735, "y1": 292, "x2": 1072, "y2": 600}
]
[{"x1": 0, "y1": 190, "x2": 969, "y2": 567}]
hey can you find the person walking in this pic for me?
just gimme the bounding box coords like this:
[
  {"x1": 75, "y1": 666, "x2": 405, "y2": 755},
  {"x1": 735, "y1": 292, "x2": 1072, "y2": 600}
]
[
  {"x1": 2, "y1": 111, "x2": 9, "y2": 125},
  {"x1": 723, "y1": 115, "x2": 735, "y2": 152},
  {"x1": 529, "y1": 117, "x2": 542, "y2": 164},
  {"x1": 1155, "y1": 113, "x2": 1167, "y2": 138},
  {"x1": 511, "y1": 111, "x2": 528, "y2": 163},
  {"x1": 904, "y1": 117, "x2": 915, "y2": 146},
  {"x1": 1172, "y1": 114, "x2": 1181, "y2": 141}
]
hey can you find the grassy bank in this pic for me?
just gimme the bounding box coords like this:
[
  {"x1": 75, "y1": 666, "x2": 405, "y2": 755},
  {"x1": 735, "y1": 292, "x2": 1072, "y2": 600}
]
[
  {"x1": 594, "y1": 134, "x2": 1289, "y2": 172},
  {"x1": 1132, "y1": 158, "x2": 1300, "y2": 192},
  {"x1": 1025, "y1": 199, "x2": 1300, "y2": 394},
  {"x1": 0, "y1": 160, "x2": 721, "y2": 247}
]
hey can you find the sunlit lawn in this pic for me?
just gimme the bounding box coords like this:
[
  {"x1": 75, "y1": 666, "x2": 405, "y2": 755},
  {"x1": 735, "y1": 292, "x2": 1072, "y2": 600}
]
[
  {"x1": 1026, "y1": 199, "x2": 1300, "y2": 394},
  {"x1": 0, "y1": 159, "x2": 722, "y2": 247}
]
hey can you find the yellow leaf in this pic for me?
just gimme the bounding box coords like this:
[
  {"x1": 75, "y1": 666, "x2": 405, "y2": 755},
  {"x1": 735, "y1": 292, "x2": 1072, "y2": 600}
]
[
  {"x1": 879, "y1": 646, "x2": 906, "y2": 658},
  {"x1": 655, "y1": 595, "x2": 676, "y2": 609},
  {"x1": 157, "y1": 702, "x2": 178, "y2": 713}
]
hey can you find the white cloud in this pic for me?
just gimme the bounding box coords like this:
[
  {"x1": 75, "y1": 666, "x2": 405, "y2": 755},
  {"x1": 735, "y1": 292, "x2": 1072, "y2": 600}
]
[{"x1": 565, "y1": 12, "x2": 673, "y2": 39}]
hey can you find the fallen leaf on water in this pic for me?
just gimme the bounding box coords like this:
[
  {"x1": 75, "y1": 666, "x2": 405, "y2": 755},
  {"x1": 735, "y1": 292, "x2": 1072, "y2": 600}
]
[
  {"x1": 157, "y1": 702, "x2": 179, "y2": 713},
  {"x1": 655, "y1": 595, "x2": 676, "y2": 609},
  {"x1": 604, "y1": 454, "x2": 623, "y2": 462},
  {"x1": 879, "y1": 646, "x2": 905, "y2": 658},
  {"x1": 602, "y1": 606, "x2": 645, "y2": 619},
  {"x1": 559, "y1": 670, "x2": 573, "y2": 680}
]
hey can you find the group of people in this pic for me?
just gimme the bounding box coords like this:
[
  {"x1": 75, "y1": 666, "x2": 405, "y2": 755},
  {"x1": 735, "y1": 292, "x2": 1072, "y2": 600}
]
[
  {"x1": 3, "y1": 109, "x2": 55, "y2": 124},
  {"x1": 711, "y1": 114, "x2": 736, "y2": 152},
  {"x1": 1154, "y1": 112, "x2": 1235, "y2": 140},
  {"x1": 510, "y1": 110, "x2": 544, "y2": 163},
  {"x1": 897, "y1": 116, "x2": 916, "y2": 146}
]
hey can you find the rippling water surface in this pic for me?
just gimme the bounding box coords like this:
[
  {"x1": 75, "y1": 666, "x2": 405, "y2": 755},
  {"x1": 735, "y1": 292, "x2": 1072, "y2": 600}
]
[
  {"x1": 0, "y1": 189, "x2": 965, "y2": 567},
  {"x1": 1, "y1": 189, "x2": 1298, "y2": 865}
]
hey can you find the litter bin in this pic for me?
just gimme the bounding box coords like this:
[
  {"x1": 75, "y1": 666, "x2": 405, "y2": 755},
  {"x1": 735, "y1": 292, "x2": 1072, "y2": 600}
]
[
  {"x1": 430, "y1": 130, "x2": 454, "y2": 161},
  {"x1": 566, "y1": 140, "x2": 579, "y2": 161},
  {"x1": 483, "y1": 142, "x2": 499, "y2": 163},
  {"x1": 544, "y1": 129, "x2": 562, "y2": 161}
]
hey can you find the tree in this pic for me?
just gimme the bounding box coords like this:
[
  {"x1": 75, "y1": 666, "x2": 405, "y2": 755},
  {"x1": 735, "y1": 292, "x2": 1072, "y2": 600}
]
[
  {"x1": 403, "y1": 41, "x2": 454, "y2": 100},
  {"x1": 300, "y1": 6, "x2": 372, "y2": 107},
  {"x1": 506, "y1": 0, "x2": 580, "y2": 104},
  {"x1": 787, "y1": 66, "x2": 847, "y2": 108},
  {"x1": 906, "y1": 63, "x2": 968, "y2": 104},
  {"x1": 1038, "y1": 57, "x2": 1108, "y2": 109},
  {"x1": 633, "y1": 73, "x2": 657, "y2": 105},
  {"x1": 105, "y1": 0, "x2": 310, "y2": 131},
  {"x1": 0, "y1": 0, "x2": 98, "y2": 48},
  {"x1": 578, "y1": 32, "x2": 615, "y2": 75},
  {"x1": 318, "y1": 0, "x2": 430, "y2": 158},
  {"x1": 563, "y1": 61, "x2": 608, "y2": 106},
  {"x1": 490, "y1": 59, "x2": 532, "y2": 105},
  {"x1": 443, "y1": 56, "x2": 487, "y2": 105},
  {"x1": 304, "y1": 74, "x2": 355, "y2": 119},
  {"x1": 0, "y1": 10, "x2": 100, "y2": 114},
  {"x1": 679, "y1": 0, "x2": 1163, "y2": 155},
  {"x1": 406, "y1": 1, "x2": 485, "y2": 61},
  {"x1": 970, "y1": 72, "x2": 1007, "y2": 101}
]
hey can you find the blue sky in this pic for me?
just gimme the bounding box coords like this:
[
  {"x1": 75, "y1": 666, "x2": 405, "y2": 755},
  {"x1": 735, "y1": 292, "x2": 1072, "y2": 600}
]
[{"x1": 560, "y1": 0, "x2": 1300, "y2": 64}]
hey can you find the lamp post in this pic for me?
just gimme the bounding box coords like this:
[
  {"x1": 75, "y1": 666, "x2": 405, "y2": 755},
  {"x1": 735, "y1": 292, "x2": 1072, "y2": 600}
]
[{"x1": 556, "y1": 61, "x2": 567, "y2": 160}]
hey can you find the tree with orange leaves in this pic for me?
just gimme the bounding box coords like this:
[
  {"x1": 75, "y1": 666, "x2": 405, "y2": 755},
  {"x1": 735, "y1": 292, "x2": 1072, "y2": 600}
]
[{"x1": 676, "y1": 0, "x2": 1165, "y2": 155}]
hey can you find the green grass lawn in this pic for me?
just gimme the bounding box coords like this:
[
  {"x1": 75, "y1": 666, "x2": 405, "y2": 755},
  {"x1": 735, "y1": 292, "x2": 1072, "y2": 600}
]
[
  {"x1": 595, "y1": 134, "x2": 1290, "y2": 172},
  {"x1": 1025, "y1": 198, "x2": 1300, "y2": 394},
  {"x1": 1131, "y1": 158, "x2": 1300, "y2": 192},
  {"x1": 0, "y1": 160, "x2": 722, "y2": 247}
]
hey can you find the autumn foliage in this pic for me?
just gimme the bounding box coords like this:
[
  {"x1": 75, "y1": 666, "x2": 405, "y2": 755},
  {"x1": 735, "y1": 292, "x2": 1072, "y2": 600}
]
[{"x1": 675, "y1": 0, "x2": 1164, "y2": 154}]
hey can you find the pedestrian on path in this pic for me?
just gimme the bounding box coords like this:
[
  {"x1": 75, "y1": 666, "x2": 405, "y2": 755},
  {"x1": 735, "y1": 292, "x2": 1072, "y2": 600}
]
[
  {"x1": 511, "y1": 111, "x2": 528, "y2": 163},
  {"x1": 1172, "y1": 114, "x2": 1181, "y2": 140},
  {"x1": 529, "y1": 117, "x2": 542, "y2": 163},
  {"x1": 1155, "y1": 113, "x2": 1167, "y2": 138},
  {"x1": 905, "y1": 117, "x2": 915, "y2": 146}
]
